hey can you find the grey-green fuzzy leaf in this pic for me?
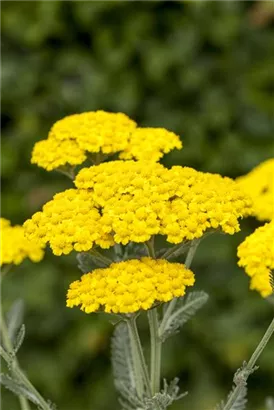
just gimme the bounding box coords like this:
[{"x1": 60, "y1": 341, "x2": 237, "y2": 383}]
[
  {"x1": 7, "y1": 299, "x2": 24, "y2": 342},
  {"x1": 111, "y1": 322, "x2": 136, "y2": 395},
  {"x1": 13, "y1": 324, "x2": 25, "y2": 354},
  {"x1": 160, "y1": 291, "x2": 209, "y2": 341},
  {"x1": 214, "y1": 386, "x2": 247, "y2": 410},
  {"x1": 0, "y1": 373, "x2": 40, "y2": 405}
]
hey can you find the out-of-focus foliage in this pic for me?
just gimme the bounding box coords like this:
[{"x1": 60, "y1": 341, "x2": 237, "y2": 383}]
[{"x1": 1, "y1": 2, "x2": 274, "y2": 410}]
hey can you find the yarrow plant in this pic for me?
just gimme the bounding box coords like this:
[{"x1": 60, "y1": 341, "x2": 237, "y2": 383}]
[{"x1": 1, "y1": 110, "x2": 274, "y2": 410}]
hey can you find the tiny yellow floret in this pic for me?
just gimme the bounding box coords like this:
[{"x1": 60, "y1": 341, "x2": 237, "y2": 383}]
[
  {"x1": 66, "y1": 258, "x2": 195, "y2": 314},
  {"x1": 0, "y1": 218, "x2": 44, "y2": 266},
  {"x1": 238, "y1": 220, "x2": 274, "y2": 297},
  {"x1": 236, "y1": 158, "x2": 274, "y2": 221}
]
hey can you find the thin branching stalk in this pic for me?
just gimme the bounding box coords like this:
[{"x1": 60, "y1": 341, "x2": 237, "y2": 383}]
[
  {"x1": 159, "y1": 239, "x2": 200, "y2": 336},
  {"x1": 148, "y1": 309, "x2": 161, "y2": 395},
  {"x1": 223, "y1": 316, "x2": 274, "y2": 410},
  {"x1": 144, "y1": 237, "x2": 156, "y2": 259},
  {"x1": 89, "y1": 248, "x2": 113, "y2": 265}
]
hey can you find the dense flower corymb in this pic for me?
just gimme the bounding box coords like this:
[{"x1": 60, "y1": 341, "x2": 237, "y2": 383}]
[
  {"x1": 236, "y1": 158, "x2": 274, "y2": 221},
  {"x1": 66, "y1": 258, "x2": 195, "y2": 314},
  {"x1": 24, "y1": 161, "x2": 252, "y2": 256},
  {"x1": 31, "y1": 111, "x2": 183, "y2": 171},
  {"x1": 31, "y1": 139, "x2": 87, "y2": 171},
  {"x1": 0, "y1": 218, "x2": 44, "y2": 266},
  {"x1": 23, "y1": 189, "x2": 114, "y2": 256},
  {"x1": 238, "y1": 221, "x2": 274, "y2": 297},
  {"x1": 31, "y1": 111, "x2": 137, "y2": 171},
  {"x1": 119, "y1": 127, "x2": 182, "y2": 161}
]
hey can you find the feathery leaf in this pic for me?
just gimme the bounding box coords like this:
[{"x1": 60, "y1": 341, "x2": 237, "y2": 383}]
[
  {"x1": 160, "y1": 291, "x2": 209, "y2": 341},
  {"x1": 0, "y1": 373, "x2": 40, "y2": 405}
]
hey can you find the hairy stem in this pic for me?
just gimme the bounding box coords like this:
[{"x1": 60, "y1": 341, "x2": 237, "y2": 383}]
[
  {"x1": 145, "y1": 237, "x2": 156, "y2": 259},
  {"x1": 0, "y1": 309, "x2": 52, "y2": 410},
  {"x1": 148, "y1": 309, "x2": 161, "y2": 395},
  {"x1": 223, "y1": 316, "x2": 274, "y2": 410},
  {"x1": 89, "y1": 248, "x2": 113, "y2": 266},
  {"x1": 127, "y1": 316, "x2": 152, "y2": 398},
  {"x1": 159, "y1": 239, "x2": 200, "y2": 336}
]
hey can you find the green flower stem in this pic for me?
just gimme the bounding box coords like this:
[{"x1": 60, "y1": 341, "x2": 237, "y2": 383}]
[
  {"x1": 161, "y1": 243, "x2": 188, "y2": 260},
  {"x1": 148, "y1": 309, "x2": 161, "y2": 395},
  {"x1": 223, "y1": 316, "x2": 274, "y2": 410},
  {"x1": 159, "y1": 239, "x2": 200, "y2": 336},
  {"x1": 0, "y1": 309, "x2": 52, "y2": 410},
  {"x1": 145, "y1": 237, "x2": 156, "y2": 259},
  {"x1": 89, "y1": 248, "x2": 113, "y2": 266},
  {"x1": 127, "y1": 316, "x2": 152, "y2": 398}
]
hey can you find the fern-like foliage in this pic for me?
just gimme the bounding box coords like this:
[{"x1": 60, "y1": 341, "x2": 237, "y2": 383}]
[
  {"x1": 214, "y1": 386, "x2": 248, "y2": 410},
  {"x1": 160, "y1": 291, "x2": 209, "y2": 341},
  {"x1": 111, "y1": 322, "x2": 139, "y2": 409},
  {"x1": 0, "y1": 373, "x2": 40, "y2": 406},
  {"x1": 144, "y1": 378, "x2": 187, "y2": 410}
]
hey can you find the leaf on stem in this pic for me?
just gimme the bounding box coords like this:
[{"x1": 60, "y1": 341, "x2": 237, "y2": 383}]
[
  {"x1": 111, "y1": 322, "x2": 137, "y2": 400},
  {"x1": 160, "y1": 291, "x2": 209, "y2": 341},
  {"x1": 144, "y1": 378, "x2": 187, "y2": 410},
  {"x1": 77, "y1": 252, "x2": 106, "y2": 273},
  {"x1": 0, "y1": 345, "x2": 10, "y2": 364},
  {"x1": 7, "y1": 299, "x2": 24, "y2": 343},
  {"x1": 214, "y1": 385, "x2": 248, "y2": 410},
  {"x1": 0, "y1": 373, "x2": 40, "y2": 405},
  {"x1": 13, "y1": 324, "x2": 25, "y2": 354}
]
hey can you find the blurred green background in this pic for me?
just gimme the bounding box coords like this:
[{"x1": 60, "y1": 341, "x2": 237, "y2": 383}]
[{"x1": 1, "y1": 1, "x2": 274, "y2": 410}]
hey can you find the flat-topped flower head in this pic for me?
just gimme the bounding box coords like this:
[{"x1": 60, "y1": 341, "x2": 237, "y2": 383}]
[
  {"x1": 31, "y1": 111, "x2": 184, "y2": 172},
  {"x1": 31, "y1": 111, "x2": 137, "y2": 171},
  {"x1": 237, "y1": 221, "x2": 274, "y2": 297},
  {"x1": 31, "y1": 138, "x2": 87, "y2": 171},
  {"x1": 66, "y1": 258, "x2": 195, "y2": 314},
  {"x1": 23, "y1": 189, "x2": 114, "y2": 256},
  {"x1": 0, "y1": 218, "x2": 44, "y2": 266},
  {"x1": 236, "y1": 158, "x2": 274, "y2": 221},
  {"x1": 119, "y1": 127, "x2": 182, "y2": 161},
  {"x1": 76, "y1": 161, "x2": 252, "y2": 244},
  {"x1": 24, "y1": 161, "x2": 252, "y2": 256}
]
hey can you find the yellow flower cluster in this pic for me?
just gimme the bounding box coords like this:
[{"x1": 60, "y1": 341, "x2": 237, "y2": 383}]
[
  {"x1": 119, "y1": 127, "x2": 182, "y2": 161},
  {"x1": 31, "y1": 139, "x2": 87, "y2": 171},
  {"x1": 31, "y1": 111, "x2": 183, "y2": 171},
  {"x1": 0, "y1": 218, "x2": 44, "y2": 266},
  {"x1": 31, "y1": 111, "x2": 137, "y2": 171},
  {"x1": 236, "y1": 158, "x2": 274, "y2": 221},
  {"x1": 24, "y1": 161, "x2": 252, "y2": 256},
  {"x1": 237, "y1": 221, "x2": 274, "y2": 297},
  {"x1": 66, "y1": 258, "x2": 195, "y2": 314},
  {"x1": 23, "y1": 189, "x2": 114, "y2": 256}
]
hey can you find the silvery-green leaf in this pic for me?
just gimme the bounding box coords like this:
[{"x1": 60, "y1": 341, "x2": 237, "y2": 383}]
[
  {"x1": 111, "y1": 322, "x2": 136, "y2": 394},
  {"x1": 77, "y1": 252, "x2": 106, "y2": 273},
  {"x1": 214, "y1": 385, "x2": 247, "y2": 410},
  {"x1": 0, "y1": 373, "x2": 40, "y2": 405},
  {"x1": 7, "y1": 299, "x2": 24, "y2": 342},
  {"x1": 160, "y1": 291, "x2": 209, "y2": 341},
  {"x1": 13, "y1": 324, "x2": 25, "y2": 354},
  {"x1": 0, "y1": 346, "x2": 10, "y2": 363}
]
